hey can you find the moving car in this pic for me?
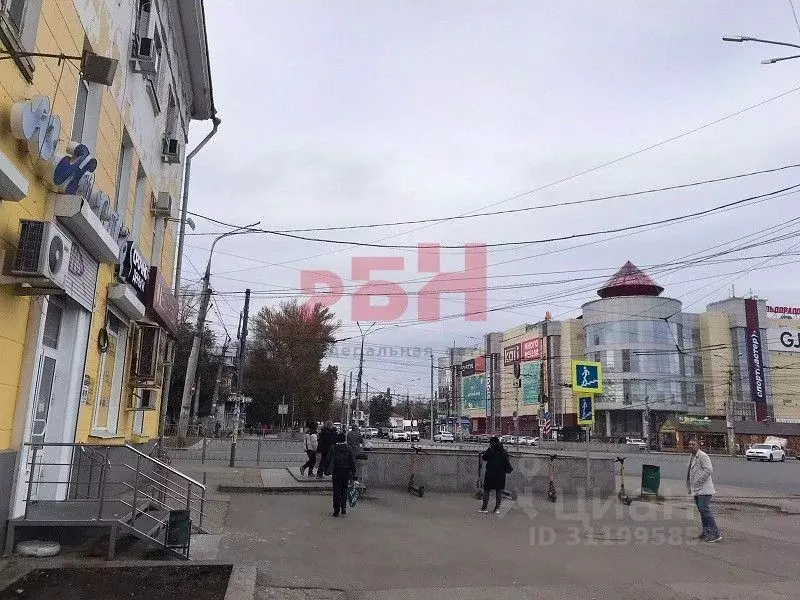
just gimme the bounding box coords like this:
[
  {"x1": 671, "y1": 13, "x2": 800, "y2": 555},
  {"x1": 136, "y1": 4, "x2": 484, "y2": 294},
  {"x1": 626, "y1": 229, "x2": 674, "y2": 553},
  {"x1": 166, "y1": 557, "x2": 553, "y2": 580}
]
[
  {"x1": 365, "y1": 428, "x2": 379, "y2": 438},
  {"x1": 745, "y1": 443, "x2": 786, "y2": 462},
  {"x1": 434, "y1": 431, "x2": 455, "y2": 443},
  {"x1": 520, "y1": 436, "x2": 538, "y2": 446},
  {"x1": 409, "y1": 429, "x2": 421, "y2": 442}
]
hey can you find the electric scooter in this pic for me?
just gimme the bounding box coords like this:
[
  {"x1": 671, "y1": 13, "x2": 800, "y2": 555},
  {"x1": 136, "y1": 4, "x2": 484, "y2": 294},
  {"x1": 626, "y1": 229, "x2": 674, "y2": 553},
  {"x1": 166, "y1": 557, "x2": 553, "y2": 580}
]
[
  {"x1": 547, "y1": 454, "x2": 558, "y2": 502},
  {"x1": 408, "y1": 446, "x2": 429, "y2": 497},
  {"x1": 614, "y1": 456, "x2": 632, "y2": 505}
]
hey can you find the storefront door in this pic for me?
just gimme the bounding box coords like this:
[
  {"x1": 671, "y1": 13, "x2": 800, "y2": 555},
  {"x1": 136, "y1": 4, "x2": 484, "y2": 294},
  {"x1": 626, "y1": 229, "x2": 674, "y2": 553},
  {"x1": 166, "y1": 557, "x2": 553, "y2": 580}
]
[{"x1": 92, "y1": 311, "x2": 127, "y2": 434}]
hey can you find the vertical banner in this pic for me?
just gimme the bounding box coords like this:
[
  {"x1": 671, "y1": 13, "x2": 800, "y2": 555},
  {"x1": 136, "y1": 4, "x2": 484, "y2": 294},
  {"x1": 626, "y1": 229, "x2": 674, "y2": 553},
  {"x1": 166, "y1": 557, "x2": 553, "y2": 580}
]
[
  {"x1": 744, "y1": 299, "x2": 767, "y2": 419},
  {"x1": 521, "y1": 360, "x2": 541, "y2": 405},
  {"x1": 485, "y1": 354, "x2": 493, "y2": 419}
]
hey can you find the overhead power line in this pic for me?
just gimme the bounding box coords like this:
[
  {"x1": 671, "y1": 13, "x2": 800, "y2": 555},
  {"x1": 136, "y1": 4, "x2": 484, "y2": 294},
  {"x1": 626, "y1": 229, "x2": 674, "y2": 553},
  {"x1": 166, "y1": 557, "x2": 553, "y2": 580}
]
[
  {"x1": 187, "y1": 162, "x2": 800, "y2": 234},
  {"x1": 186, "y1": 183, "x2": 800, "y2": 250}
]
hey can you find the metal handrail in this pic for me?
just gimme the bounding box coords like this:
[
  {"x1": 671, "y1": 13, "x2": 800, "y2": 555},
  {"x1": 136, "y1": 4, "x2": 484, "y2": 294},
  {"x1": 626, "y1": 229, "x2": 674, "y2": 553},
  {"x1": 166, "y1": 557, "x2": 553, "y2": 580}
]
[
  {"x1": 120, "y1": 465, "x2": 204, "y2": 508},
  {"x1": 123, "y1": 444, "x2": 205, "y2": 490}
]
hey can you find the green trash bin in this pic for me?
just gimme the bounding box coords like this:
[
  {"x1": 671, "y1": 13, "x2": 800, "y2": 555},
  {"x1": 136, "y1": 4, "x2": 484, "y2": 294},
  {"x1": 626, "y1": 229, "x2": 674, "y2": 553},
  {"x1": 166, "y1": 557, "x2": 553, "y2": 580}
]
[{"x1": 641, "y1": 464, "x2": 661, "y2": 496}]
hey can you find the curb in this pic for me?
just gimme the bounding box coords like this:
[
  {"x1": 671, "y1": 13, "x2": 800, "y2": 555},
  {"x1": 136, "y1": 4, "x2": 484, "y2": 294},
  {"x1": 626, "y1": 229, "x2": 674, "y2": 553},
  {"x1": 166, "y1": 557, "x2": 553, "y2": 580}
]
[{"x1": 218, "y1": 485, "x2": 332, "y2": 494}]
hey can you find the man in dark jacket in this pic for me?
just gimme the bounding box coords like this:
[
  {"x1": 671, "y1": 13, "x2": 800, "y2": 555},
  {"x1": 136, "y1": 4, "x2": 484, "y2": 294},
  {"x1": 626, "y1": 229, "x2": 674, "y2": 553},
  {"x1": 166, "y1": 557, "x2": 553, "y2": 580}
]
[
  {"x1": 316, "y1": 421, "x2": 336, "y2": 478},
  {"x1": 480, "y1": 436, "x2": 512, "y2": 514},
  {"x1": 330, "y1": 432, "x2": 356, "y2": 516},
  {"x1": 346, "y1": 424, "x2": 364, "y2": 480}
]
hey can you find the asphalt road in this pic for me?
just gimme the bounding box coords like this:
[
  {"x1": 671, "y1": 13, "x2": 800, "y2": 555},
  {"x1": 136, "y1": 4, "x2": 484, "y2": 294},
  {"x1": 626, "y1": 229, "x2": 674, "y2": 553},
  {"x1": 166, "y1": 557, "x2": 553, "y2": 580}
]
[{"x1": 171, "y1": 437, "x2": 800, "y2": 497}]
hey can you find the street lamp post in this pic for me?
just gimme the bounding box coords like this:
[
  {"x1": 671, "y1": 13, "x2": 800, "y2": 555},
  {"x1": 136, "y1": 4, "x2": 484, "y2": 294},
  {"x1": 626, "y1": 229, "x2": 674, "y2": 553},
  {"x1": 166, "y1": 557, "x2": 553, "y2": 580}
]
[
  {"x1": 723, "y1": 35, "x2": 800, "y2": 64},
  {"x1": 176, "y1": 222, "x2": 260, "y2": 437}
]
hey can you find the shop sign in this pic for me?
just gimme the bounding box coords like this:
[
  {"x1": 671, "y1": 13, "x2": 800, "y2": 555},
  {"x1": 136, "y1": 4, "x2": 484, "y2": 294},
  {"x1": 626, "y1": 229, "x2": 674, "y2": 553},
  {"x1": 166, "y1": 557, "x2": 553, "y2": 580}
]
[
  {"x1": 120, "y1": 241, "x2": 149, "y2": 300},
  {"x1": 767, "y1": 327, "x2": 800, "y2": 354},
  {"x1": 503, "y1": 343, "x2": 520, "y2": 366},
  {"x1": 10, "y1": 96, "x2": 129, "y2": 245},
  {"x1": 461, "y1": 358, "x2": 476, "y2": 377},
  {"x1": 767, "y1": 305, "x2": 800, "y2": 319},
  {"x1": 521, "y1": 338, "x2": 542, "y2": 361},
  {"x1": 145, "y1": 267, "x2": 179, "y2": 336},
  {"x1": 744, "y1": 299, "x2": 766, "y2": 406}
]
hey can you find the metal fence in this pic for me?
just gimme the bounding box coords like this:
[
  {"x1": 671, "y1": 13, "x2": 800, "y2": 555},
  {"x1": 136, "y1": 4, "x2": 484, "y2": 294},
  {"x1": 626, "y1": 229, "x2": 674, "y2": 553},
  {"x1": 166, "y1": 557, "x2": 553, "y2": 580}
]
[{"x1": 164, "y1": 436, "x2": 306, "y2": 467}]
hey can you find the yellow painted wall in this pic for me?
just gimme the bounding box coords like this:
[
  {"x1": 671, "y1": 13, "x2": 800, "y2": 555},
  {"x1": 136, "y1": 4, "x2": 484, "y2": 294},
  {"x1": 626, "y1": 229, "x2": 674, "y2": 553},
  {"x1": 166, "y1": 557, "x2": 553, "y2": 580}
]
[
  {"x1": 1, "y1": 0, "x2": 175, "y2": 449},
  {"x1": 698, "y1": 312, "x2": 732, "y2": 418}
]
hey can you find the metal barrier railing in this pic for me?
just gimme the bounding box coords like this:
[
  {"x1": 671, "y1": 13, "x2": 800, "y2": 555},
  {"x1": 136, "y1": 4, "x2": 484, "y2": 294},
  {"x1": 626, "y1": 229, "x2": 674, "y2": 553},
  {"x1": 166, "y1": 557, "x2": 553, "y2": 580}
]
[{"x1": 20, "y1": 442, "x2": 207, "y2": 556}]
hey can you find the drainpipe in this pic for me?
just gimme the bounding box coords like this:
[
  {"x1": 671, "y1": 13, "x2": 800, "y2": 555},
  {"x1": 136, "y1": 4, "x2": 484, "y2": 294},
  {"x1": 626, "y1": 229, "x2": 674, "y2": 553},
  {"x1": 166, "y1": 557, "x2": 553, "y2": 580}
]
[{"x1": 158, "y1": 116, "x2": 221, "y2": 457}]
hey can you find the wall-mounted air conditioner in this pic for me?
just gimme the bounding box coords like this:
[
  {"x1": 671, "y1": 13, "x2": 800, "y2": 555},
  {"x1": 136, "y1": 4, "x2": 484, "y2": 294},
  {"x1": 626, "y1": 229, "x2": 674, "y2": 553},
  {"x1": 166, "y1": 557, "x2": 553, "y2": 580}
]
[
  {"x1": 152, "y1": 191, "x2": 172, "y2": 216},
  {"x1": 11, "y1": 220, "x2": 72, "y2": 289},
  {"x1": 130, "y1": 36, "x2": 157, "y2": 74},
  {"x1": 161, "y1": 136, "x2": 181, "y2": 164}
]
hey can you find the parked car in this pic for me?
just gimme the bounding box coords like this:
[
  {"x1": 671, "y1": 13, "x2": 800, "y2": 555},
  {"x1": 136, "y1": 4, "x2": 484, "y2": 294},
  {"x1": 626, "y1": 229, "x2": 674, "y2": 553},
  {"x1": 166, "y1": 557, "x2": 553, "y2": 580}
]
[
  {"x1": 745, "y1": 443, "x2": 786, "y2": 462},
  {"x1": 434, "y1": 431, "x2": 455, "y2": 443},
  {"x1": 388, "y1": 428, "x2": 409, "y2": 441},
  {"x1": 409, "y1": 429, "x2": 421, "y2": 442},
  {"x1": 365, "y1": 428, "x2": 379, "y2": 438},
  {"x1": 521, "y1": 436, "x2": 538, "y2": 446}
]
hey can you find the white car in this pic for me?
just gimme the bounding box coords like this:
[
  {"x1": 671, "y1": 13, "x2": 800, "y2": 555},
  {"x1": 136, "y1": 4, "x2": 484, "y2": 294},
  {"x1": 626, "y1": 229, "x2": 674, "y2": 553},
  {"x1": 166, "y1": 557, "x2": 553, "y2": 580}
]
[
  {"x1": 521, "y1": 436, "x2": 538, "y2": 446},
  {"x1": 625, "y1": 438, "x2": 647, "y2": 451},
  {"x1": 434, "y1": 431, "x2": 455, "y2": 443},
  {"x1": 745, "y1": 443, "x2": 786, "y2": 462},
  {"x1": 388, "y1": 428, "x2": 409, "y2": 441}
]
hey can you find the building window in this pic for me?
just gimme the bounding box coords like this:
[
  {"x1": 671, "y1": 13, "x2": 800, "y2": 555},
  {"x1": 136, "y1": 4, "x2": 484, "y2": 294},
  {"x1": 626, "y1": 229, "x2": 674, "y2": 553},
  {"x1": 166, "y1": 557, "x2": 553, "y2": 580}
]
[
  {"x1": 1, "y1": 0, "x2": 42, "y2": 79},
  {"x1": 131, "y1": 164, "x2": 146, "y2": 240},
  {"x1": 71, "y1": 40, "x2": 102, "y2": 148},
  {"x1": 92, "y1": 312, "x2": 128, "y2": 435},
  {"x1": 115, "y1": 130, "x2": 135, "y2": 214}
]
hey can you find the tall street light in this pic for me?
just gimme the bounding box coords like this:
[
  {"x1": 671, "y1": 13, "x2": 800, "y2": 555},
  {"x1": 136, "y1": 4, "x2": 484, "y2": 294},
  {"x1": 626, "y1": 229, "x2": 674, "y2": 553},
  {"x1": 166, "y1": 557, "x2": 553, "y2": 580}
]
[
  {"x1": 723, "y1": 35, "x2": 800, "y2": 64},
  {"x1": 176, "y1": 222, "x2": 260, "y2": 437},
  {"x1": 351, "y1": 321, "x2": 377, "y2": 428}
]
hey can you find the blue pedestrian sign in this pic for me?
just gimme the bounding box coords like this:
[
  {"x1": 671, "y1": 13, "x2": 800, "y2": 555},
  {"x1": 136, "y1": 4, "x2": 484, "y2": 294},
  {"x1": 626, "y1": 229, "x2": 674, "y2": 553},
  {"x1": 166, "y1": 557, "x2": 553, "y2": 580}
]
[
  {"x1": 577, "y1": 396, "x2": 594, "y2": 426},
  {"x1": 572, "y1": 360, "x2": 603, "y2": 395}
]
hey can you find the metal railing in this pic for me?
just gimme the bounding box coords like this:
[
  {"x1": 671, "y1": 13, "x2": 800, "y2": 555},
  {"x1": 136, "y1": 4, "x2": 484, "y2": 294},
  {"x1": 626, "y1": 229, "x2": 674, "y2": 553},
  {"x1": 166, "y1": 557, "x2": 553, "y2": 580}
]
[{"x1": 19, "y1": 442, "x2": 207, "y2": 558}]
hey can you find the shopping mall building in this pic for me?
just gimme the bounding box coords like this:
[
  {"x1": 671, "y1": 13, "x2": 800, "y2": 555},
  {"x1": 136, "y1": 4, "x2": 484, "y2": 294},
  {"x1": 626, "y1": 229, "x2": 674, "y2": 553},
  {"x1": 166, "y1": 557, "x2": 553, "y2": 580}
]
[{"x1": 451, "y1": 261, "x2": 800, "y2": 438}]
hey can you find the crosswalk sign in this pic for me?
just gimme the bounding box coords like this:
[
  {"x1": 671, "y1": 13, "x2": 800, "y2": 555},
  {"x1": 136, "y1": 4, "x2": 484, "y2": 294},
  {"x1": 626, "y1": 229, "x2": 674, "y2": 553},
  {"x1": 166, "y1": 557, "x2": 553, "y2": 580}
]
[
  {"x1": 577, "y1": 396, "x2": 594, "y2": 426},
  {"x1": 572, "y1": 360, "x2": 603, "y2": 395}
]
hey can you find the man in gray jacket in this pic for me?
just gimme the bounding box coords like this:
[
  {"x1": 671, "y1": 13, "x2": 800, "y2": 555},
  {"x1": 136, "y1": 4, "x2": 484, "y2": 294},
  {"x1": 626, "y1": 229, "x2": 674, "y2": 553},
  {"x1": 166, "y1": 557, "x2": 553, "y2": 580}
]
[{"x1": 687, "y1": 439, "x2": 721, "y2": 543}]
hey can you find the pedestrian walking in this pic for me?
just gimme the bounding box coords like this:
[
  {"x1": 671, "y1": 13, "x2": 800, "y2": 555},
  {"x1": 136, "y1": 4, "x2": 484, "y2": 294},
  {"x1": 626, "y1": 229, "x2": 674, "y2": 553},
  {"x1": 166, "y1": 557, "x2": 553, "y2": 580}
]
[
  {"x1": 317, "y1": 421, "x2": 336, "y2": 478},
  {"x1": 346, "y1": 423, "x2": 365, "y2": 481},
  {"x1": 330, "y1": 432, "x2": 356, "y2": 517},
  {"x1": 479, "y1": 436, "x2": 512, "y2": 514},
  {"x1": 687, "y1": 439, "x2": 722, "y2": 543},
  {"x1": 300, "y1": 422, "x2": 318, "y2": 477}
]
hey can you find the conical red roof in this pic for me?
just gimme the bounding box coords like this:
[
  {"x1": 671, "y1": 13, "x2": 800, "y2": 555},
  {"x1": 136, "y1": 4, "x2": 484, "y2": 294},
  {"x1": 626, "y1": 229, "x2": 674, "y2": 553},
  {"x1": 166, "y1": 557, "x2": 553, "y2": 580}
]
[{"x1": 597, "y1": 261, "x2": 663, "y2": 298}]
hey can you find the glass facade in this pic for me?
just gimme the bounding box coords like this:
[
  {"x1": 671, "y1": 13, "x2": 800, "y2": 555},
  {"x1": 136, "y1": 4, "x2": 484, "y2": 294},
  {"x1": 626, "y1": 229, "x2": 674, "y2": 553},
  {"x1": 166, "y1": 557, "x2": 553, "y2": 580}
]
[{"x1": 585, "y1": 319, "x2": 703, "y2": 409}]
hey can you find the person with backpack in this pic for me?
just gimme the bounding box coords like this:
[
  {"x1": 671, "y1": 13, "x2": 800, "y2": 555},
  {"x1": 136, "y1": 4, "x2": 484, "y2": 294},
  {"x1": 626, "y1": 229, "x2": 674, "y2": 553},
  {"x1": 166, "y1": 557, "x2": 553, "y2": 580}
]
[
  {"x1": 300, "y1": 422, "x2": 318, "y2": 477},
  {"x1": 330, "y1": 432, "x2": 356, "y2": 516},
  {"x1": 479, "y1": 436, "x2": 513, "y2": 514}
]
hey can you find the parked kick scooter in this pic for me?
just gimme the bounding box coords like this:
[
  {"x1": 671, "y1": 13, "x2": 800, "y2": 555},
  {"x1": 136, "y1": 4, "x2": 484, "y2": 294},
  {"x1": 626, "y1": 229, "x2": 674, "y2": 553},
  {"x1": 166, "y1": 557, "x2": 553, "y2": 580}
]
[
  {"x1": 615, "y1": 456, "x2": 633, "y2": 506},
  {"x1": 408, "y1": 446, "x2": 429, "y2": 497},
  {"x1": 547, "y1": 454, "x2": 558, "y2": 502}
]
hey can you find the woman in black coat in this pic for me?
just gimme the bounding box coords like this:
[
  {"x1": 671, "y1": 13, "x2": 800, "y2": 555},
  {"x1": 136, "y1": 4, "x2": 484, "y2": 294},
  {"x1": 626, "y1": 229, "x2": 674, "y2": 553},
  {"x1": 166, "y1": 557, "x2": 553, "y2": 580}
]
[{"x1": 480, "y1": 436, "x2": 512, "y2": 513}]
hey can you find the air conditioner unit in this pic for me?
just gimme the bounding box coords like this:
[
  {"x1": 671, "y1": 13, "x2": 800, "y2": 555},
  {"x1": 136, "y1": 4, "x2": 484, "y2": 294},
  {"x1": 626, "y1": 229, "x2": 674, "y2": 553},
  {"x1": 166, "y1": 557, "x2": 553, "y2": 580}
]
[
  {"x1": 11, "y1": 220, "x2": 72, "y2": 288},
  {"x1": 162, "y1": 137, "x2": 181, "y2": 163},
  {"x1": 130, "y1": 36, "x2": 156, "y2": 74},
  {"x1": 153, "y1": 191, "x2": 172, "y2": 216}
]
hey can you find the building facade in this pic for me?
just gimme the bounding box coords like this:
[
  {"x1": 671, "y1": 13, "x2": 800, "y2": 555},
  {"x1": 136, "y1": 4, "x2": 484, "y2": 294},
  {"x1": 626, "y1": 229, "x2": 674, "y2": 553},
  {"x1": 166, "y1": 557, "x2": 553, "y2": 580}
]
[
  {"x1": 0, "y1": 0, "x2": 213, "y2": 532},
  {"x1": 443, "y1": 261, "x2": 800, "y2": 440}
]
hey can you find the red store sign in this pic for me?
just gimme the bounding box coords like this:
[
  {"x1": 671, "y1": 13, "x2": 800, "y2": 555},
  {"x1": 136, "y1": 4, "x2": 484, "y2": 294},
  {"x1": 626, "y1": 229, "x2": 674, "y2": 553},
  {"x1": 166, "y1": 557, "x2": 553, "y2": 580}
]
[{"x1": 521, "y1": 338, "x2": 542, "y2": 361}]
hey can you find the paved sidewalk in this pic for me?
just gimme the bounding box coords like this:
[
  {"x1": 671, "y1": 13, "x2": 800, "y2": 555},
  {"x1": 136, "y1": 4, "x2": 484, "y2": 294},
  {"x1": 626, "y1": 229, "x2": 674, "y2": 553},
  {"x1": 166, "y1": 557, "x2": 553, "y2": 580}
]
[{"x1": 219, "y1": 489, "x2": 800, "y2": 599}]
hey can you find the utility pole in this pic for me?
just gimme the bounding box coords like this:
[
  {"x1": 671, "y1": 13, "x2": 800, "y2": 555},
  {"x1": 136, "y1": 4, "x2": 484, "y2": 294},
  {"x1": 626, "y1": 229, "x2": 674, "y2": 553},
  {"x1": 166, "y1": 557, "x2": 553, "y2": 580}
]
[
  {"x1": 230, "y1": 288, "x2": 250, "y2": 467},
  {"x1": 430, "y1": 351, "x2": 435, "y2": 441},
  {"x1": 406, "y1": 392, "x2": 410, "y2": 420},
  {"x1": 362, "y1": 382, "x2": 369, "y2": 427},
  {"x1": 345, "y1": 371, "x2": 353, "y2": 426},
  {"x1": 643, "y1": 394, "x2": 651, "y2": 454},
  {"x1": 191, "y1": 375, "x2": 202, "y2": 428},
  {"x1": 352, "y1": 322, "x2": 376, "y2": 429},
  {"x1": 340, "y1": 379, "x2": 346, "y2": 425},
  {"x1": 726, "y1": 366, "x2": 736, "y2": 455},
  {"x1": 177, "y1": 276, "x2": 212, "y2": 437},
  {"x1": 210, "y1": 338, "x2": 229, "y2": 428}
]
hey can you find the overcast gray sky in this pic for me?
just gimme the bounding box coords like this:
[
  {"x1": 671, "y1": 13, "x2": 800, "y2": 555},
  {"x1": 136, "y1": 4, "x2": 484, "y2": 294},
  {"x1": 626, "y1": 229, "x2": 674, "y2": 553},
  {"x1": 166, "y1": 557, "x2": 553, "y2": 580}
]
[{"x1": 185, "y1": 1, "x2": 800, "y2": 398}]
